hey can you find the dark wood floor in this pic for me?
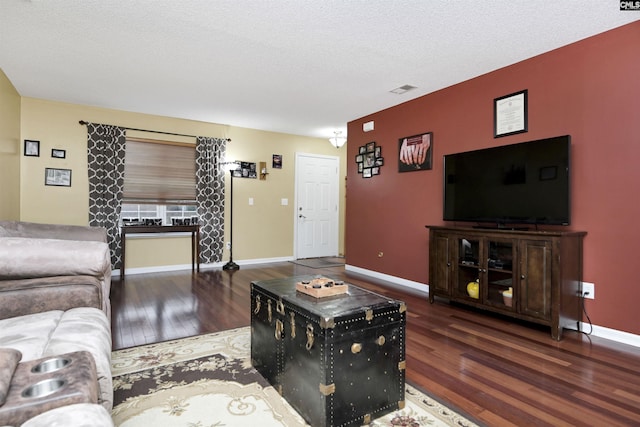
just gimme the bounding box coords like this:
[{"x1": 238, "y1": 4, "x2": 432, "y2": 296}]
[{"x1": 110, "y1": 262, "x2": 640, "y2": 427}]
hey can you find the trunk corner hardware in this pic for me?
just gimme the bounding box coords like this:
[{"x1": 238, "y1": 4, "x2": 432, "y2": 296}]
[
  {"x1": 319, "y1": 382, "x2": 336, "y2": 396},
  {"x1": 365, "y1": 309, "x2": 374, "y2": 321},
  {"x1": 320, "y1": 316, "x2": 335, "y2": 329}
]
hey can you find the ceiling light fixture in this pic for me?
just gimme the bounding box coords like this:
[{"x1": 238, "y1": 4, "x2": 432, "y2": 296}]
[{"x1": 329, "y1": 131, "x2": 347, "y2": 149}]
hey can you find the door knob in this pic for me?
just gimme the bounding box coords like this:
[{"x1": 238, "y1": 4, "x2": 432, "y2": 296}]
[{"x1": 299, "y1": 214, "x2": 306, "y2": 219}]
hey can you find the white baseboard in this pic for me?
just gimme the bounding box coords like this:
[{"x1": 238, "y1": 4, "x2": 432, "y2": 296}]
[
  {"x1": 345, "y1": 264, "x2": 640, "y2": 348},
  {"x1": 113, "y1": 256, "x2": 295, "y2": 277},
  {"x1": 344, "y1": 264, "x2": 429, "y2": 296},
  {"x1": 579, "y1": 323, "x2": 640, "y2": 348}
]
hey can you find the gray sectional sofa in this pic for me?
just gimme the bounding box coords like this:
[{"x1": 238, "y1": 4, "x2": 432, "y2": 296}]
[{"x1": 0, "y1": 221, "x2": 114, "y2": 426}]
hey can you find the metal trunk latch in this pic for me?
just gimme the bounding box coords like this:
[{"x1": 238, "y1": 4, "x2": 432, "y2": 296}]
[
  {"x1": 253, "y1": 295, "x2": 261, "y2": 314},
  {"x1": 305, "y1": 324, "x2": 314, "y2": 351},
  {"x1": 275, "y1": 319, "x2": 284, "y2": 340},
  {"x1": 289, "y1": 311, "x2": 296, "y2": 339}
]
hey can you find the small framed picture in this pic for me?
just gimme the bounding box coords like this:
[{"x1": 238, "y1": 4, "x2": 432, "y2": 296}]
[
  {"x1": 45, "y1": 168, "x2": 72, "y2": 187},
  {"x1": 399, "y1": 132, "x2": 433, "y2": 172},
  {"x1": 366, "y1": 141, "x2": 375, "y2": 153},
  {"x1": 363, "y1": 168, "x2": 372, "y2": 178},
  {"x1": 24, "y1": 140, "x2": 40, "y2": 157},
  {"x1": 51, "y1": 149, "x2": 66, "y2": 159},
  {"x1": 494, "y1": 89, "x2": 528, "y2": 138},
  {"x1": 364, "y1": 152, "x2": 376, "y2": 167},
  {"x1": 272, "y1": 154, "x2": 282, "y2": 169}
]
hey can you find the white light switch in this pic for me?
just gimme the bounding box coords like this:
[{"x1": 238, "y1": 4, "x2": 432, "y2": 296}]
[
  {"x1": 281, "y1": 198, "x2": 288, "y2": 206},
  {"x1": 248, "y1": 197, "x2": 254, "y2": 206}
]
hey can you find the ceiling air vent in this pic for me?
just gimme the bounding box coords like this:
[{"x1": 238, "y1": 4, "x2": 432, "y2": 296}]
[{"x1": 390, "y1": 85, "x2": 417, "y2": 95}]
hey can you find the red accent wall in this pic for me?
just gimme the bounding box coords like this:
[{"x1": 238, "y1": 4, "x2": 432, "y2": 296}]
[{"x1": 346, "y1": 21, "x2": 640, "y2": 335}]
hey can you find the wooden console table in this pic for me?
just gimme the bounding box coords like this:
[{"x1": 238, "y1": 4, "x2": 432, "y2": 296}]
[{"x1": 120, "y1": 225, "x2": 200, "y2": 280}]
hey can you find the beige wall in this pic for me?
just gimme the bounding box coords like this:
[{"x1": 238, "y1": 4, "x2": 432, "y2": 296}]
[
  {"x1": 225, "y1": 126, "x2": 346, "y2": 262},
  {"x1": 0, "y1": 69, "x2": 21, "y2": 220},
  {"x1": 19, "y1": 97, "x2": 346, "y2": 269}
]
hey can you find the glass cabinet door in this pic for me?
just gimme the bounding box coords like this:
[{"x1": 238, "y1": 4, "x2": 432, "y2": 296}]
[
  {"x1": 455, "y1": 237, "x2": 481, "y2": 300},
  {"x1": 486, "y1": 239, "x2": 515, "y2": 309}
]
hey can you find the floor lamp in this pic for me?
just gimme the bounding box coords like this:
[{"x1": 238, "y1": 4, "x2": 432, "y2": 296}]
[{"x1": 223, "y1": 163, "x2": 240, "y2": 271}]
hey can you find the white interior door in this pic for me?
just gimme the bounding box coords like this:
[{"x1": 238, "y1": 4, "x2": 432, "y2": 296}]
[{"x1": 295, "y1": 153, "x2": 339, "y2": 259}]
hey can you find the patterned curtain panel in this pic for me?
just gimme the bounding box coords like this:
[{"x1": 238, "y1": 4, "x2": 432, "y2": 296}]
[
  {"x1": 86, "y1": 123, "x2": 126, "y2": 269},
  {"x1": 195, "y1": 137, "x2": 227, "y2": 264}
]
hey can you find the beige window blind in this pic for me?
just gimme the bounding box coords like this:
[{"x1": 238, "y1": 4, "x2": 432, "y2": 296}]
[{"x1": 123, "y1": 138, "x2": 196, "y2": 204}]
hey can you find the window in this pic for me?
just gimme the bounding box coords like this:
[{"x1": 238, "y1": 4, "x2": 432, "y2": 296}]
[
  {"x1": 121, "y1": 204, "x2": 197, "y2": 225},
  {"x1": 121, "y1": 137, "x2": 197, "y2": 225}
]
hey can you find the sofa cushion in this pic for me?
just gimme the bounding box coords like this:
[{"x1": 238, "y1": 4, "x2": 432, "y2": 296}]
[
  {"x1": 45, "y1": 308, "x2": 113, "y2": 411},
  {"x1": 0, "y1": 237, "x2": 112, "y2": 319},
  {"x1": 20, "y1": 403, "x2": 114, "y2": 427},
  {"x1": 0, "y1": 238, "x2": 110, "y2": 281},
  {"x1": 0, "y1": 308, "x2": 113, "y2": 411},
  {"x1": 0, "y1": 276, "x2": 103, "y2": 319},
  {"x1": 0, "y1": 311, "x2": 63, "y2": 361}
]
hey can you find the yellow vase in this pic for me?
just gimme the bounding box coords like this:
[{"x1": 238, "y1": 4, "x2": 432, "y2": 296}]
[
  {"x1": 502, "y1": 287, "x2": 513, "y2": 307},
  {"x1": 466, "y1": 280, "x2": 479, "y2": 299}
]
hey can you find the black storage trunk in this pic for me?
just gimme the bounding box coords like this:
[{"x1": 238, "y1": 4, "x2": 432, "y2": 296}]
[{"x1": 250, "y1": 276, "x2": 406, "y2": 427}]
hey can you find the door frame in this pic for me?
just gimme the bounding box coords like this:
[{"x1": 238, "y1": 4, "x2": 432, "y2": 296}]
[{"x1": 293, "y1": 152, "x2": 340, "y2": 259}]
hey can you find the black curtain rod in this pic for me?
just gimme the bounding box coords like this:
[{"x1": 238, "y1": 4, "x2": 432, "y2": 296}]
[{"x1": 78, "y1": 120, "x2": 231, "y2": 141}]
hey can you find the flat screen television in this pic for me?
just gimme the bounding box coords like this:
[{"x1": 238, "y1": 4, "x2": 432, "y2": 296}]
[{"x1": 443, "y1": 135, "x2": 570, "y2": 226}]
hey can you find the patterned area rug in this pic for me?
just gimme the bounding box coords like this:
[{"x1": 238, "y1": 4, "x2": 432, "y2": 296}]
[
  {"x1": 289, "y1": 257, "x2": 345, "y2": 268},
  {"x1": 111, "y1": 327, "x2": 478, "y2": 427}
]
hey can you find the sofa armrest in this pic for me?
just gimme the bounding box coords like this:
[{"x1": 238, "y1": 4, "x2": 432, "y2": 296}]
[{"x1": 0, "y1": 276, "x2": 103, "y2": 319}]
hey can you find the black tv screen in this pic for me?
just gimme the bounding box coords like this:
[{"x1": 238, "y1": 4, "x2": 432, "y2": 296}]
[{"x1": 443, "y1": 135, "x2": 570, "y2": 226}]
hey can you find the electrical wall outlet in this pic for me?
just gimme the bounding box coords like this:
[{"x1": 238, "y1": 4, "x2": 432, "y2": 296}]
[
  {"x1": 226, "y1": 242, "x2": 231, "y2": 250},
  {"x1": 582, "y1": 281, "x2": 594, "y2": 299}
]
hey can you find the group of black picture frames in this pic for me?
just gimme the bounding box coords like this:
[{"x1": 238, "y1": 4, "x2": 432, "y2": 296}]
[
  {"x1": 23, "y1": 139, "x2": 72, "y2": 187},
  {"x1": 355, "y1": 131, "x2": 433, "y2": 179},
  {"x1": 354, "y1": 141, "x2": 383, "y2": 178}
]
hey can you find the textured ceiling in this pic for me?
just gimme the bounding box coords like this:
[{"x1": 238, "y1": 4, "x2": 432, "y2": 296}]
[{"x1": 1, "y1": 1, "x2": 638, "y2": 139}]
